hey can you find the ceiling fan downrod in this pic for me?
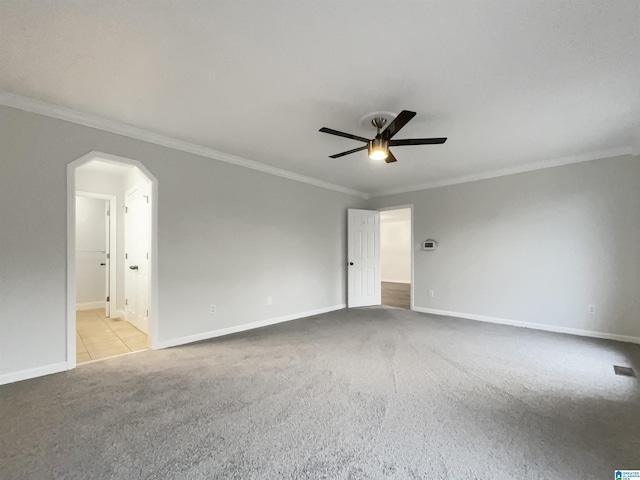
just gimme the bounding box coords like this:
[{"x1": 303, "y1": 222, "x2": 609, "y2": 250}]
[{"x1": 371, "y1": 118, "x2": 387, "y2": 136}]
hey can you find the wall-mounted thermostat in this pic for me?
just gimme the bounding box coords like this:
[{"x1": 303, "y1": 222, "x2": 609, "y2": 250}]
[{"x1": 422, "y1": 239, "x2": 437, "y2": 251}]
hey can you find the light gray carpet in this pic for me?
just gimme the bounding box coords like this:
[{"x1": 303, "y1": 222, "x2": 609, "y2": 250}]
[{"x1": 1, "y1": 307, "x2": 639, "y2": 479}]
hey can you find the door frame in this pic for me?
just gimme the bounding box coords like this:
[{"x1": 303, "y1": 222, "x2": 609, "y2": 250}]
[
  {"x1": 75, "y1": 191, "x2": 117, "y2": 317},
  {"x1": 378, "y1": 204, "x2": 414, "y2": 311},
  {"x1": 66, "y1": 151, "x2": 159, "y2": 370}
]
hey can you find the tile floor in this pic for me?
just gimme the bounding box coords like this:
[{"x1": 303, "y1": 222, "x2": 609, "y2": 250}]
[{"x1": 76, "y1": 308, "x2": 148, "y2": 364}]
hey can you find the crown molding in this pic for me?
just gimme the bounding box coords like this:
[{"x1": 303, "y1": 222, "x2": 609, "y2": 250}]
[
  {"x1": 369, "y1": 147, "x2": 634, "y2": 198},
  {"x1": 0, "y1": 90, "x2": 369, "y2": 199},
  {"x1": 3, "y1": 90, "x2": 635, "y2": 202}
]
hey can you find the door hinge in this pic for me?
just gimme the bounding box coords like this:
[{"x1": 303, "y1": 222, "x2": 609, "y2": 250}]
[
  {"x1": 106, "y1": 296, "x2": 110, "y2": 302},
  {"x1": 106, "y1": 210, "x2": 110, "y2": 216},
  {"x1": 124, "y1": 206, "x2": 128, "y2": 213},
  {"x1": 144, "y1": 195, "x2": 149, "y2": 204},
  {"x1": 125, "y1": 253, "x2": 128, "y2": 259},
  {"x1": 146, "y1": 309, "x2": 149, "y2": 317},
  {"x1": 106, "y1": 253, "x2": 110, "y2": 259},
  {"x1": 146, "y1": 252, "x2": 149, "y2": 260},
  {"x1": 125, "y1": 299, "x2": 128, "y2": 306}
]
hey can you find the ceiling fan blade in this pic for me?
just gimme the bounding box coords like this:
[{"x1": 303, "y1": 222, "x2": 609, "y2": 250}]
[
  {"x1": 329, "y1": 145, "x2": 368, "y2": 158},
  {"x1": 389, "y1": 137, "x2": 447, "y2": 146},
  {"x1": 385, "y1": 150, "x2": 398, "y2": 163},
  {"x1": 382, "y1": 110, "x2": 416, "y2": 140},
  {"x1": 319, "y1": 127, "x2": 369, "y2": 143}
]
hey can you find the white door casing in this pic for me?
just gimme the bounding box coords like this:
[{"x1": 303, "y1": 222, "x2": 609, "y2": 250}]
[
  {"x1": 347, "y1": 209, "x2": 381, "y2": 308},
  {"x1": 125, "y1": 183, "x2": 151, "y2": 335}
]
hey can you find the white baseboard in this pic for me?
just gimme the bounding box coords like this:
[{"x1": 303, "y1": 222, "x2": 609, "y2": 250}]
[
  {"x1": 412, "y1": 306, "x2": 640, "y2": 344},
  {"x1": 157, "y1": 304, "x2": 346, "y2": 349},
  {"x1": 113, "y1": 309, "x2": 126, "y2": 319},
  {"x1": 76, "y1": 301, "x2": 105, "y2": 311},
  {"x1": 0, "y1": 362, "x2": 68, "y2": 386},
  {"x1": 381, "y1": 279, "x2": 411, "y2": 284}
]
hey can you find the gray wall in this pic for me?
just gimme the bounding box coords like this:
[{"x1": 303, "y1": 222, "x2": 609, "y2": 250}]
[
  {"x1": 368, "y1": 156, "x2": 640, "y2": 338},
  {"x1": 0, "y1": 106, "x2": 365, "y2": 378}
]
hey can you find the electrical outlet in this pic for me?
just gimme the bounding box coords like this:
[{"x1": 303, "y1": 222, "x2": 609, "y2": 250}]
[
  {"x1": 588, "y1": 304, "x2": 596, "y2": 315},
  {"x1": 210, "y1": 304, "x2": 216, "y2": 314},
  {"x1": 428, "y1": 290, "x2": 435, "y2": 298},
  {"x1": 267, "y1": 296, "x2": 273, "y2": 306}
]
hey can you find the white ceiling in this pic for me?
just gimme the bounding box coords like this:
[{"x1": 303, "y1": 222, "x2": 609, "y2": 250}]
[{"x1": 1, "y1": 1, "x2": 639, "y2": 196}]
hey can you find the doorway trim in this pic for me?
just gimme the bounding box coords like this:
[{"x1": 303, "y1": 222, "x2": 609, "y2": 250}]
[
  {"x1": 66, "y1": 151, "x2": 159, "y2": 370},
  {"x1": 75, "y1": 191, "x2": 117, "y2": 316},
  {"x1": 378, "y1": 204, "x2": 414, "y2": 311}
]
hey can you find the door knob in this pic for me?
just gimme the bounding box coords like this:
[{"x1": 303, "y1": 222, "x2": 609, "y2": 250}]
[
  {"x1": 129, "y1": 265, "x2": 139, "y2": 270},
  {"x1": 349, "y1": 262, "x2": 354, "y2": 266}
]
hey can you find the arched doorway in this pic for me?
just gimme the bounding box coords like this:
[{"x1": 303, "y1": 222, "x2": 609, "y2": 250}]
[{"x1": 66, "y1": 152, "x2": 159, "y2": 368}]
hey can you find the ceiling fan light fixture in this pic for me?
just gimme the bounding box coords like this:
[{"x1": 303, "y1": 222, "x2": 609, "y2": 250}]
[{"x1": 368, "y1": 138, "x2": 389, "y2": 160}]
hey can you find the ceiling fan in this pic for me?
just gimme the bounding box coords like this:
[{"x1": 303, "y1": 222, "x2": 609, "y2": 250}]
[{"x1": 319, "y1": 110, "x2": 447, "y2": 163}]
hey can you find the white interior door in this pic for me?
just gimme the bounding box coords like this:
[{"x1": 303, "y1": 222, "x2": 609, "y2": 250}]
[
  {"x1": 75, "y1": 195, "x2": 107, "y2": 310},
  {"x1": 104, "y1": 201, "x2": 111, "y2": 317},
  {"x1": 347, "y1": 209, "x2": 381, "y2": 307},
  {"x1": 125, "y1": 183, "x2": 151, "y2": 334}
]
